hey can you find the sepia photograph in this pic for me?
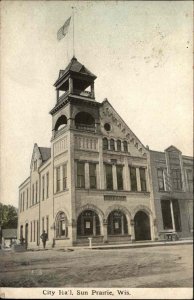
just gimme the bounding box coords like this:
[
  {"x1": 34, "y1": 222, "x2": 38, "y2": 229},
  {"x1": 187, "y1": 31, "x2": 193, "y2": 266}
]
[{"x1": 0, "y1": 1, "x2": 193, "y2": 299}]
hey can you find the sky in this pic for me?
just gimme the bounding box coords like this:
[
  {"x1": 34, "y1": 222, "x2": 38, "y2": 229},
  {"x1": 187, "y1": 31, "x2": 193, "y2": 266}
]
[{"x1": 1, "y1": 1, "x2": 193, "y2": 208}]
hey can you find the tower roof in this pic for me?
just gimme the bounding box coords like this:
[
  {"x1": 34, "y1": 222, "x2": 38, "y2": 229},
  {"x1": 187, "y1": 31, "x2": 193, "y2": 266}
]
[{"x1": 54, "y1": 57, "x2": 97, "y2": 87}]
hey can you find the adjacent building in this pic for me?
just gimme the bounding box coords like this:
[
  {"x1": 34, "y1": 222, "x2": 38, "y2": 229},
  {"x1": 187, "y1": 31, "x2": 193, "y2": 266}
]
[
  {"x1": 18, "y1": 57, "x2": 193, "y2": 249},
  {"x1": 150, "y1": 146, "x2": 193, "y2": 239}
]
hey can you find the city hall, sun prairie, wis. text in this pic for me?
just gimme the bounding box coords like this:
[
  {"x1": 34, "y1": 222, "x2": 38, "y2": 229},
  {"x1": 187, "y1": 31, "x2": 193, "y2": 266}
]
[{"x1": 18, "y1": 57, "x2": 193, "y2": 249}]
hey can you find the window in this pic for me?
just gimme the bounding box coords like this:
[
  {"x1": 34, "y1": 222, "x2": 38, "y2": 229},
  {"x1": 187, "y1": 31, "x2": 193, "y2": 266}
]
[
  {"x1": 89, "y1": 163, "x2": 96, "y2": 189},
  {"x1": 140, "y1": 168, "x2": 147, "y2": 191},
  {"x1": 30, "y1": 222, "x2": 32, "y2": 242},
  {"x1": 77, "y1": 162, "x2": 85, "y2": 188},
  {"x1": 42, "y1": 217, "x2": 44, "y2": 232},
  {"x1": 110, "y1": 139, "x2": 115, "y2": 151},
  {"x1": 26, "y1": 188, "x2": 28, "y2": 209},
  {"x1": 116, "y1": 165, "x2": 123, "y2": 190},
  {"x1": 63, "y1": 164, "x2": 67, "y2": 190},
  {"x1": 117, "y1": 140, "x2": 121, "y2": 151},
  {"x1": 46, "y1": 216, "x2": 49, "y2": 239},
  {"x1": 171, "y1": 169, "x2": 182, "y2": 190},
  {"x1": 157, "y1": 169, "x2": 165, "y2": 191},
  {"x1": 123, "y1": 141, "x2": 128, "y2": 152},
  {"x1": 23, "y1": 192, "x2": 25, "y2": 211},
  {"x1": 42, "y1": 175, "x2": 45, "y2": 200},
  {"x1": 56, "y1": 212, "x2": 68, "y2": 238},
  {"x1": 46, "y1": 172, "x2": 49, "y2": 198},
  {"x1": 33, "y1": 220, "x2": 36, "y2": 242},
  {"x1": 186, "y1": 169, "x2": 193, "y2": 192},
  {"x1": 105, "y1": 164, "x2": 113, "y2": 190},
  {"x1": 32, "y1": 184, "x2": 34, "y2": 205},
  {"x1": 35, "y1": 181, "x2": 38, "y2": 203},
  {"x1": 56, "y1": 166, "x2": 61, "y2": 192},
  {"x1": 104, "y1": 123, "x2": 111, "y2": 132},
  {"x1": 103, "y1": 138, "x2": 108, "y2": 150},
  {"x1": 161, "y1": 199, "x2": 181, "y2": 231},
  {"x1": 130, "y1": 167, "x2": 137, "y2": 191},
  {"x1": 20, "y1": 194, "x2": 22, "y2": 212},
  {"x1": 20, "y1": 225, "x2": 23, "y2": 240}
]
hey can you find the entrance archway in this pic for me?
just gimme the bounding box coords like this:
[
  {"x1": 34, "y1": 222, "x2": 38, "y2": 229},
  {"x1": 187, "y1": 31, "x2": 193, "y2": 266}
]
[
  {"x1": 134, "y1": 211, "x2": 151, "y2": 241},
  {"x1": 77, "y1": 210, "x2": 100, "y2": 236},
  {"x1": 107, "y1": 210, "x2": 128, "y2": 235}
]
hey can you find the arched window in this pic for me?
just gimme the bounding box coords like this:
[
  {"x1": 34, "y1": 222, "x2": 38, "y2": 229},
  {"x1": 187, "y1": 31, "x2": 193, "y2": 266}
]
[
  {"x1": 107, "y1": 210, "x2": 128, "y2": 235},
  {"x1": 77, "y1": 210, "x2": 101, "y2": 236},
  {"x1": 55, "y1": 212, "x2": 68, "y2": 238},
  {"x1": 110, "y1": 139, "x2": 115, "y2": 151},
  {"x1": 123, "y1": 141, "x2": 128, "y2": 152},
  {"x1": 103, "y1": 138, "x2": 108, "y2": 150},
  {"x1": 75, "y1": 112, "x2": 95, "y2": 131},
  {"x1": 117, "y1": 140, "x2": 121, "y2": 151},
  {"x1": 55, "y1": 115, "x2": 67, "y2": 131}
]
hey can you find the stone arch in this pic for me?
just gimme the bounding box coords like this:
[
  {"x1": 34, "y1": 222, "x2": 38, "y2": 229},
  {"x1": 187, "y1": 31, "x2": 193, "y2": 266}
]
[
  {"x1": 105, "y1": 205, "x2": 132, "y2": 236},
  {"x1": 76, "y1": 204, "x2": 104, "y2": 237},
  {"x1": 131, "y1": 205, "x2": 153, "y2": 220},
  {"x1": 104, "y1": 205, "x2": 132, "y2": 223},
  {"x1": 55, "y1": 210, "x2": 69, "y2": 238},
  {"x1": 76, "y1": 204, "x2": 104, "y2": 224},
  {"x1": 54, "y1": 115, "x2": 67, "y2": 131},
  {"x1": 55, "y1": 208, "x2": 70, "y2": 224}
]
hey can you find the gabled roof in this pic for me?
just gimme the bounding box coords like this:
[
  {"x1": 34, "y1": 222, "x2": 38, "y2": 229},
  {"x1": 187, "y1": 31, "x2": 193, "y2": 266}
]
[
  {"x1": 165, "y1": 145, "x2": 181, "y2": 153},
  {"x1": 38, "y1": 147, "x2": 51, "y2": 162},
  {"x1": 2, "y1": 229, "x2": 17, "y2": 238},
  {"x1": 54, "y1": 57, "x2": 97, "y2": 86}
]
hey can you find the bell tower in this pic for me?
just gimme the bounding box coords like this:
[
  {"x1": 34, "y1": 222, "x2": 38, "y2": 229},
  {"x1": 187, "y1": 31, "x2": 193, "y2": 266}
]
[{"x1": 50, "y1": 56, "x2": 100, "y2": 139}]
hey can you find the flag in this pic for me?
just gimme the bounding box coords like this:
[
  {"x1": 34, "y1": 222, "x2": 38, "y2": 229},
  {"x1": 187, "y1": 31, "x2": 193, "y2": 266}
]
[{"x1": 57, "y1": 17, "x2": 71, "y2": 41}]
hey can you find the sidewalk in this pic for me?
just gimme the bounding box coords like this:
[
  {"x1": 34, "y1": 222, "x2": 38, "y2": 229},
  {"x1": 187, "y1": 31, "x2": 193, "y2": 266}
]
[{"x1": 81, "y1": 239, "x2": 193, "y2": 250}]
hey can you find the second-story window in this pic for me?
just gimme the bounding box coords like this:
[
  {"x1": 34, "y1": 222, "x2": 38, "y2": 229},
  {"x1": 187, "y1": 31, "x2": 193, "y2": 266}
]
[
  {"x1": 130, "y1": 167, "x2": 137, "y2": 191},
  {"x1": 171, "y1": 169, "x2": 182, "y2": 191},
  {"x1": 140, "y1": 168, "x2": 147, "y2": 191},
  {"x1": 105, "y1": 164, "x2": 113, "y2": 190},
  {"x1": 26, "y1": 188, "x2": 28, "y2": 209},
  {"x1": 186, "y1": 169, "x2": 193, "y2": 192},
  {"x1": 35, "y1": 181, "x2": 38, "y2": 203},
  {"x1": 22, "y1": 192, "x2": 25, "y2": 211},
  {"x1": 46, "y1": 172, "x2": 49, "y2": 198},
  {"x1": 77, "y1": 162, "x2": 85, "y2": 188},
  {"x1": 32, "y1": 184, "x2": 34, "y2": 205},
  {"x1": 123, "y1": 141, "x2": 128, "y2": 152},
  {"x1": 56, "y1": 167, "x2": 61, "y2": 192},
  {"x1": 110, "y1": 139, "x2": 115, "y2": 151},
  {"x1": 42, "y1": 175, "x2": 45, "y2": 200},
  {"x1": 157, "y1": 169, "x2": 165, "y2": 191},
  {"x1": 117, "y1": 140, "x2": 121, "y2": 151},
  {"x1": 63, "y1": 164, "x2": 67, "y2": 190},
  {"x1": 89, "y1": 163, "x2": 96, "y2": 189},
  {"x1": 116, "y1": 165, "x2": 123, "y2": 190},
  {"x1": 103, "y1": 138, "x2": 108, "y2": 150}
]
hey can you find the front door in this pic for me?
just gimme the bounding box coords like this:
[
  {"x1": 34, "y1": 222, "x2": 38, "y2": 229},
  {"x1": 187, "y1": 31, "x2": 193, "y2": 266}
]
[{"x1": 134, "y1": 211, "x2": 151, "y2": 241}]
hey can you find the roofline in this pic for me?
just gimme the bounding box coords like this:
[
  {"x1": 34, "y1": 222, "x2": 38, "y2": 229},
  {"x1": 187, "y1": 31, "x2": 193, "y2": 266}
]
[
  {"x1": 19, "y1": 176, "x2": 30, "y2": 188},
  {"x1": 101, "y1": 99, "x2": 148, "y2": 152}
]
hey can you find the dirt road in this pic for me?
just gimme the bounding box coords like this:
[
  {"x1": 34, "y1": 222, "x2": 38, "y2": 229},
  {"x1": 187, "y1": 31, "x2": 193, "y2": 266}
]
[{"x1": 0, "y1": 244, "x2": 192, "y2": 287}]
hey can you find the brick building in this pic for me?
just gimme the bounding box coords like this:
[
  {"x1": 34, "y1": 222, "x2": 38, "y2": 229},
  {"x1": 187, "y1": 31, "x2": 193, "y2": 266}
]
[{"x1": 18, "y1": 57, "x2": 193, "y2": 248}]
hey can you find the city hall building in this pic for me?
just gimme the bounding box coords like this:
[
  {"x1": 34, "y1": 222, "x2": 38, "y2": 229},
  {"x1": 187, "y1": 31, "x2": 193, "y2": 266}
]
[{"x1": 18, "y1": 57, "x2": 193, "y2": 249}]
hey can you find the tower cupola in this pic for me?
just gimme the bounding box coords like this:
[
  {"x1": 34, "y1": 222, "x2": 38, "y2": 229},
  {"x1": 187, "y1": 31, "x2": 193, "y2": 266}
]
[{"x1": 54, "y1": 57, "x2": 97, "y2": 104}]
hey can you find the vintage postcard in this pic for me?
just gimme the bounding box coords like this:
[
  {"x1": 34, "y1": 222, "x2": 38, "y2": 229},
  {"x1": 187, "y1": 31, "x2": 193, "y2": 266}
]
[{"x1": 0, "y1": 1, "x2": 193, "y2": 299}]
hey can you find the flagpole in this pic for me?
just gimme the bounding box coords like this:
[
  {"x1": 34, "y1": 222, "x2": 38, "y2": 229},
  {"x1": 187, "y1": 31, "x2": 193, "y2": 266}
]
[{"x1": 72, "y1": 6, "x2": 75, "y2": 57}]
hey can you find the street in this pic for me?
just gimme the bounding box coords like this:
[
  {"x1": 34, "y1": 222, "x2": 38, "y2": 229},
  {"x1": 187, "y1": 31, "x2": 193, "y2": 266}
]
[{"x1": 0, "y1": 244, "x2": 192, "y2": 288}]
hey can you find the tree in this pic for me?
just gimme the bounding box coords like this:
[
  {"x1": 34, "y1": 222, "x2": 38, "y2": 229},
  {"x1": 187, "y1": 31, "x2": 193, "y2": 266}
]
[{"x1": 0, "y1": 203, "x2": 18, "y2": 243}]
